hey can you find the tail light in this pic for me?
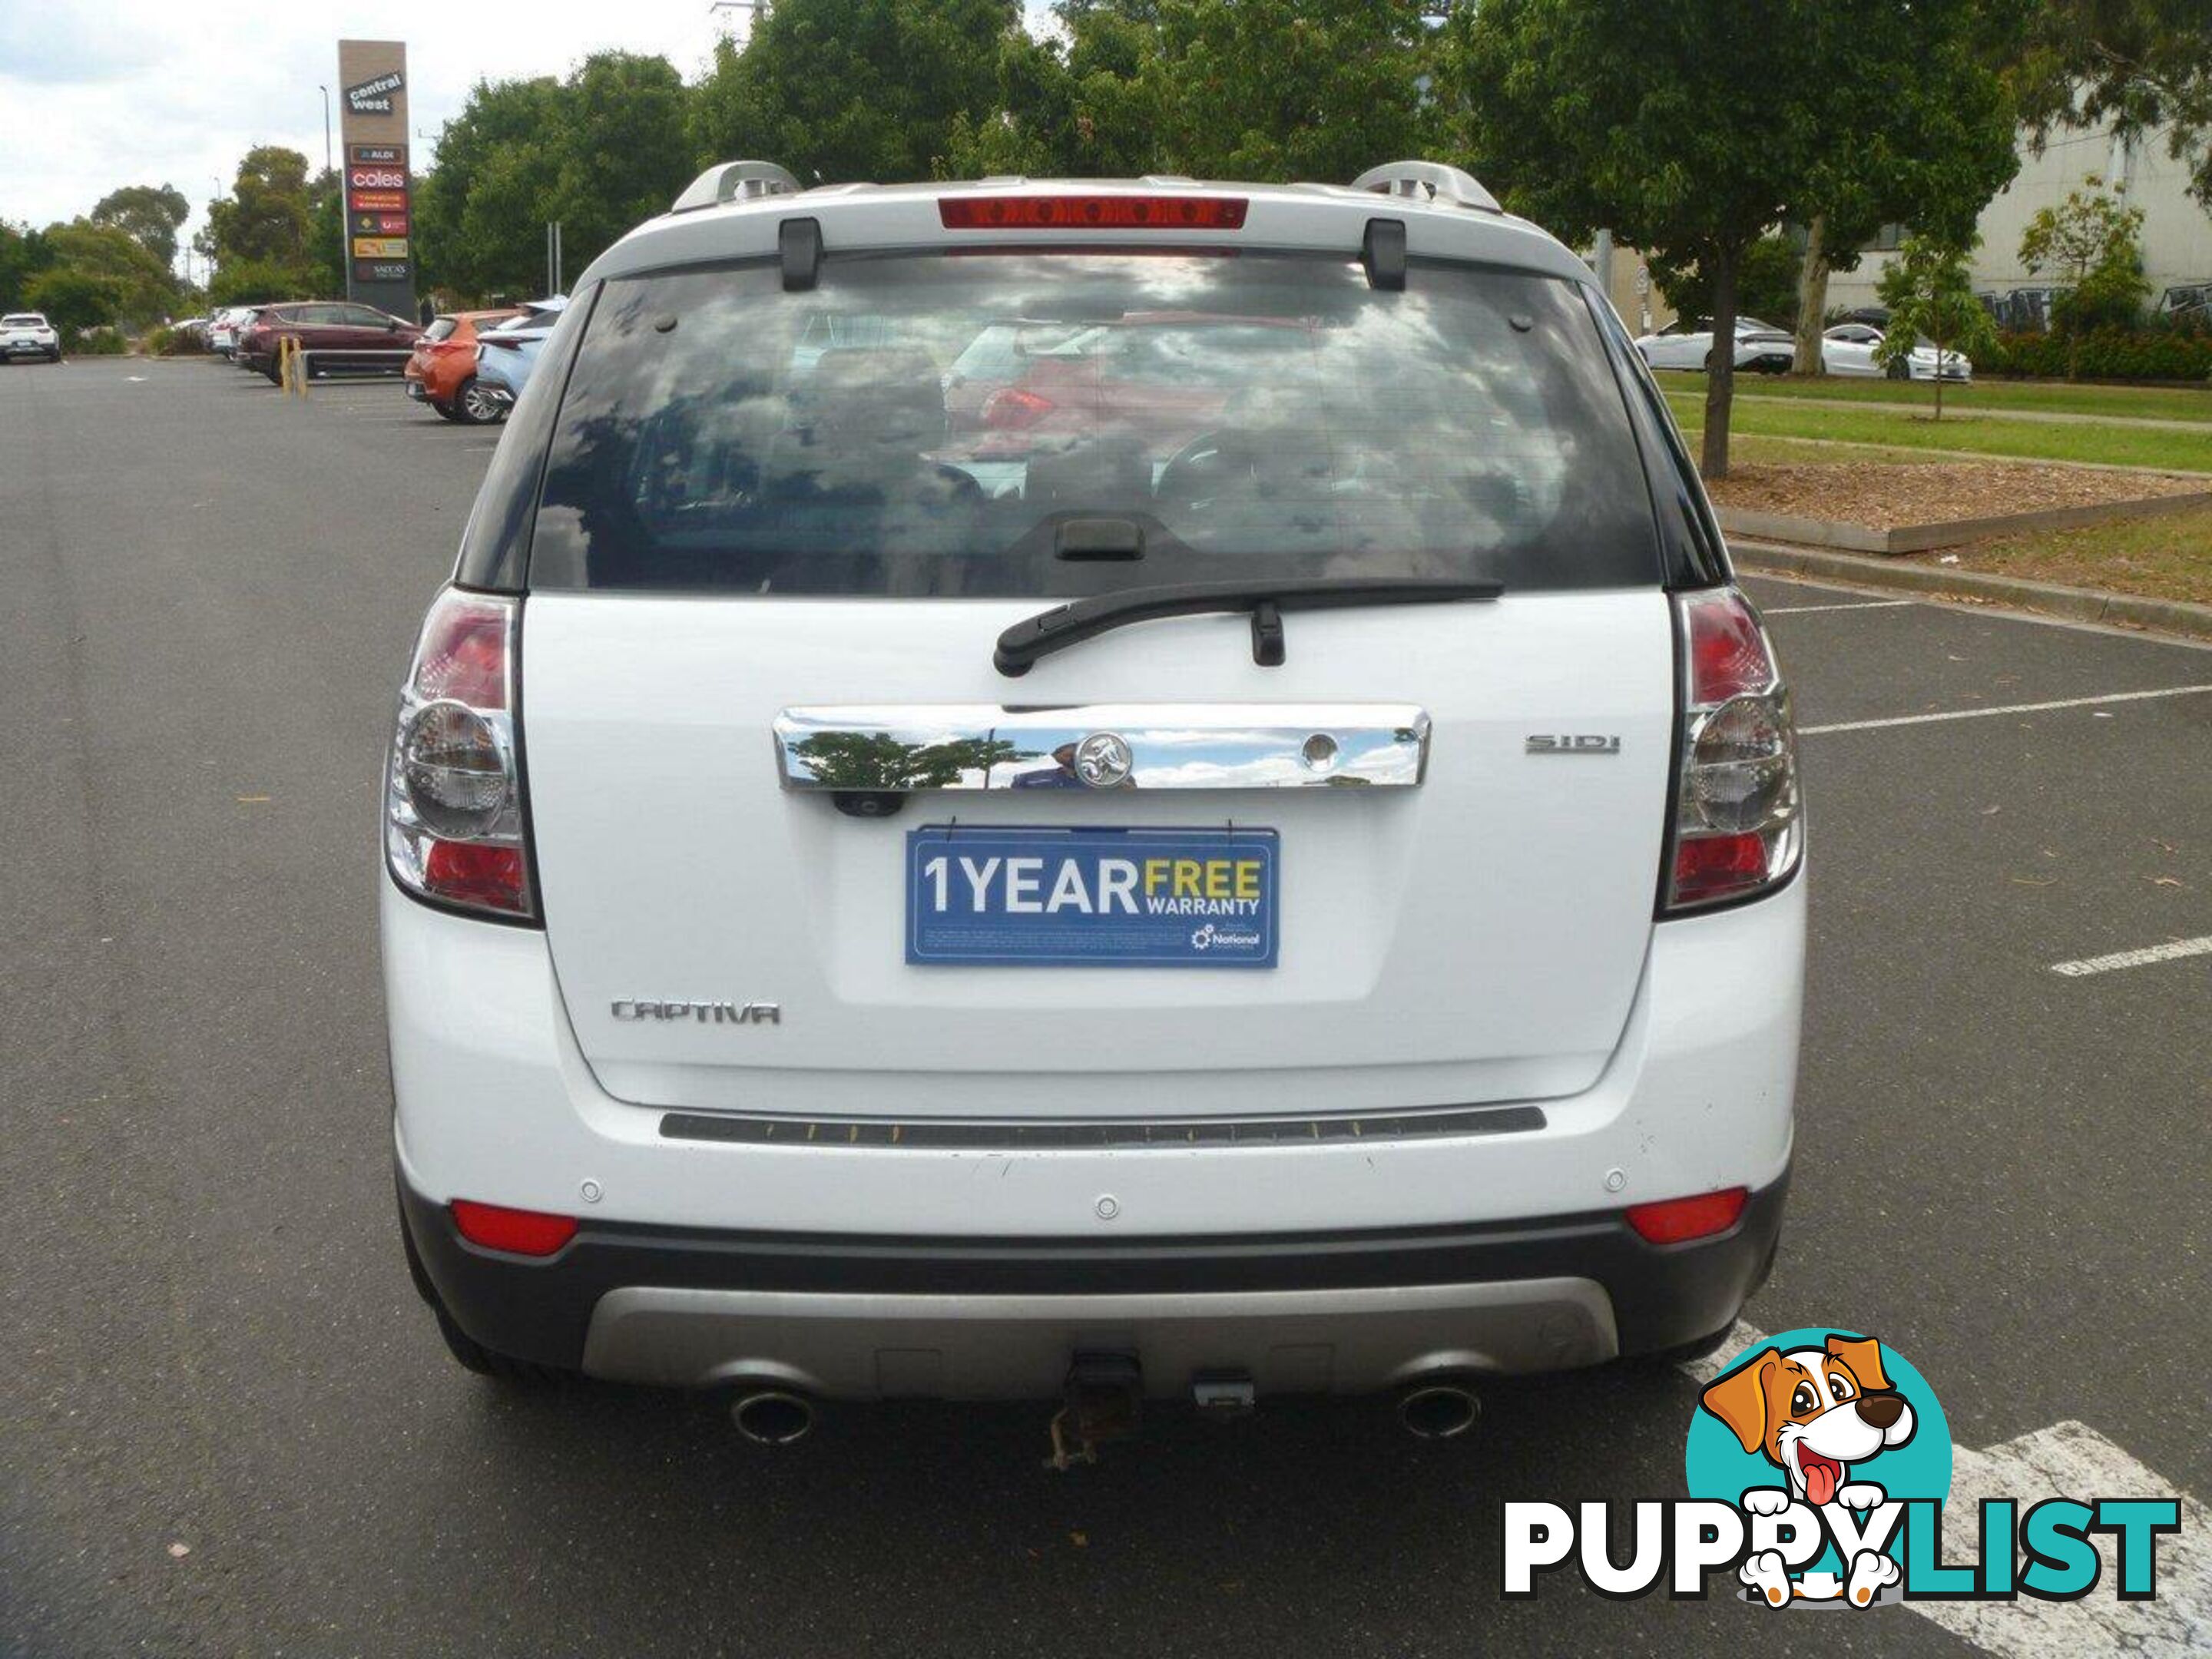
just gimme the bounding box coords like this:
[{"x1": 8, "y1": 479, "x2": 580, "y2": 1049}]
[
  {"x1": 385, "y1": 588, "x2": 535, "y2": 920},
  {"x1": 982, "y1": 386, "x2": 1055, "y2": 429},
  {"x1": 1662, "y1": 587, "x2": 1801, "y2": 912}
]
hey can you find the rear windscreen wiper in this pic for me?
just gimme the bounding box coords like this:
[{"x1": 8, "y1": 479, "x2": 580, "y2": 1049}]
[{"x1": 993, "y1": 576, "x2": 1503, "y2": 676}]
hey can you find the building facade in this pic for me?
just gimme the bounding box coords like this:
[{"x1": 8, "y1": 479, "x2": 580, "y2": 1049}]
[{"x1": 1826, "y1": 118, "x2": 2212, "y2": 316}]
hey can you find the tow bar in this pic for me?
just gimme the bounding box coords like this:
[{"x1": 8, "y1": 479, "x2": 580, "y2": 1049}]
[{"x1": 1044, "y1": 1353, "x2": 1143, "y2": 1470}]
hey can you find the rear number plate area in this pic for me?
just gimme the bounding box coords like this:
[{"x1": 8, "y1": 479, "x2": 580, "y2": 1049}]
[{"x1": 906, "y1": 827, "x2": 1278, "y2": 968}]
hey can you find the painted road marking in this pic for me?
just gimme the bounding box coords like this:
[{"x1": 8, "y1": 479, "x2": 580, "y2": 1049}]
[
  {"x1": 1678, "y1": 1328, "x2": 2209, "y2": 1651},
  {"x1": 1764, "y1": 600, "x2": 1918, "y2": 616},
  {"x1": 1800, "y1": 684, "x2": 2212, "y2": 736},
  {"x1": 2051, "y1": 935, "x2": 2212, "y2": 979},
  {"x1": 1926, "y1": 1422, "x2": 2210, "y2": 1657}
]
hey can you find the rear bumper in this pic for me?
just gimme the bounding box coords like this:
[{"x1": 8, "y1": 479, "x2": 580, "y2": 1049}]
[{"x1": 399, "y1": 1170, "x2": 1785, "y2": 1395}]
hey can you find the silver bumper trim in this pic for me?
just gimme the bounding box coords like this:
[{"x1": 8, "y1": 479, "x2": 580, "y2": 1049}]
[{"x1": 580, "y1": 1277, "x2": 1618, "y2": 1397}]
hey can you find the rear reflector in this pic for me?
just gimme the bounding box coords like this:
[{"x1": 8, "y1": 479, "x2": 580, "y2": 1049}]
[
  {"x1": 939, "y1": 195, "x2": 1249, "y2": 231},
  {"x1": 451, "y1": 1199, "x2": 578, "y2": 1257},
  {"x1": 1625, "y1": 1187, "x2": 1748, "y2": 1245}
]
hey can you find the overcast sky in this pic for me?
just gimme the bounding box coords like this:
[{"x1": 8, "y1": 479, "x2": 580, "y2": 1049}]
[{"x1": 1, "y1": 0, "x2": 783, "y2": 264}]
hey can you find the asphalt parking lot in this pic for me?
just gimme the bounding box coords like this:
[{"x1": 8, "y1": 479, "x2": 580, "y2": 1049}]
[{"x1": 2, "y1": 356, "x2": 2206, "y2": 1657}]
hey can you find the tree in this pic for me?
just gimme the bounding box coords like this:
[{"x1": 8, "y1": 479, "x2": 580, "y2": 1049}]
[
  {"x1": 0, "y1": 220, "x2": 56, "y2": 311},
  {"x1": 40, "y1": 220, "x2": 180, "y2": 326},
  {"x1": 2019, "y1": 174, "x2": 2151, "y2": 363},
  {"x1": 1449, "y1": 0, "x2": 2018, "y2": 479},
  {"x1": 943, "y1": 6, "x2": 1164, "y2": 177},
  {"x1": 416, "y1": 77, "x2": 564, "y2": 299},
  {"x1": 90, "y1": 184, "x2": 191, "y2": 267},
  {"x1": 1141, "y1": 0, "x2": 1443, "y2": 184},
  {"x1": 416, "y1": 56, "x2": 695, "y2": 302},
  {"x1": 1648, "y1": 234, "x2": 1803, "y2": 333},
  {"x1": 2014, "y1": 0, "x2": 2212, "y2": 208},
  {"x1": 1874, "y1": 233, "x2": 1996, "y2": 419},
  {"x1": 693, "y1": 0, "x2": 1016, "y2": 185},
  {"x1": 1785, "y1": 7, "x2": 2023, "y2": 373},
  {"x1": 24, "y1": 268, "x2": 124, "y2": 336},
  {"x1": 203, "y1": 147, "x2": 330, "y2": 298},
  {"x1": 544, "y1": 54, "x2": 697, "y2": 273}
]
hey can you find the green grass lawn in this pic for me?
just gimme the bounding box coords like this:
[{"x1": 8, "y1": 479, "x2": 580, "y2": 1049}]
[
  {"x1": 1665, "y1": 371, "x2": 2212, "y2": 424},
  {"x1": 1910, "y1": 504, "x2": 2212, "y2": 607},
  {"x1": 1665, "y1": 391, "x2": 2212, "y2": 472}
]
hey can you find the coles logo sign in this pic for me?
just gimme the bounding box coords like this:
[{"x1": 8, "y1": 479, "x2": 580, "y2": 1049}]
[{"x1": 348, "y1": 167, "x2": 406, "y2": 193}]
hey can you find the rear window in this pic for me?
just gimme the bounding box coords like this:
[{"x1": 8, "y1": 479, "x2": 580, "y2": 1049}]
[
  {"x1": 426, "y1": 318, "x2": 459, "y2": 342},
  {"x1": 528, "y1": 252, "x2": 1659, "y2": 595},
  {"x1": 3, "y1": 314, "x2": 45, "y2": 327}
]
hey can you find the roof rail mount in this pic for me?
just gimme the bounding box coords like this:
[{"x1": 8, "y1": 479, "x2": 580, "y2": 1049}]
[
  {"x1": 672, "y1": 160, "x2": 803, "y2": 214},
  {"x1": 1349, "y1": 161, "x2": 1501, "y2": 215}
]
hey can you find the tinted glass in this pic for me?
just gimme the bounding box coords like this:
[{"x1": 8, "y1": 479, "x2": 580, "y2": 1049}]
[{"x1": 529, "y1": 252, "x2": 1658, "y2": 595}]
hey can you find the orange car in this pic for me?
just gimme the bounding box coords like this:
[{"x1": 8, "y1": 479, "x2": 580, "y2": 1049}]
[{"x1": 404, "y1": 308, "x2": 523, "y2": 424}]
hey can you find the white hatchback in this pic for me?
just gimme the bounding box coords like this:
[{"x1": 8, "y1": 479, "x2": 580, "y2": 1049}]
[{"x1": 383, "y1": 161, "x2": 1804, "y2": 1438}]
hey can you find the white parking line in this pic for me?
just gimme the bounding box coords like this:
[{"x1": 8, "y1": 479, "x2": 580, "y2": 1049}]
[
  {"x1": 1764, "y1": 600, "x2": 1918, "y2": 616},
  {"x1": 1800, "y1": 684, "x2": 2212, "y2": 735},
  {"x1": 1926, "y1": 1422, "x2": 2210, "y2": 1657},
  {"x1": 2051, "y1": 936, "x2": 2212, "y2": 979},
  {"x1": 1678, "y1": 1329, "x2": 2210, "y2": 1651}
]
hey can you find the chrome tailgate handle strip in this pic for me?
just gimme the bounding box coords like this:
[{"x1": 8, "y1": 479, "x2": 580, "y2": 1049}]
[{"x1": 773, "y1": 704, "x2": 1431, "y2": 791}]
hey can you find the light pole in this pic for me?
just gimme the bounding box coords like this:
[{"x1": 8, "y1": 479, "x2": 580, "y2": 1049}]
[{"x1": 320, "y1": 84, "x2": 346, "y2": 299}]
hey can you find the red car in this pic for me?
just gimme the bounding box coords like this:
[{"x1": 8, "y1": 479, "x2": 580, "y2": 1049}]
[
  {"x1": 943, "y1": 313, "x2": 1316, "y2": 461},
  {"x1": 404, "y1": 308, "x2": 524, "y2": 423},
  {"x1": 238, "y1": 302, "x2": 422, "y2": 382}
]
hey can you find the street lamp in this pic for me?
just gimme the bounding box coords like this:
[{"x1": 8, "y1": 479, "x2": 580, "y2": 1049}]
[{"x1": 319, "y1": 84, "x2": 346, "y2": 299}]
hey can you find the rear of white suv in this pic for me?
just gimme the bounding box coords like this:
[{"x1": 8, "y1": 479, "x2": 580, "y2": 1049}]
[
  {"x1": 2, "y1": 312, "x2": 61, "y2": 363},
  {"x1": 385, "y1": 164, "x2": 1803, "y2": 1420}
]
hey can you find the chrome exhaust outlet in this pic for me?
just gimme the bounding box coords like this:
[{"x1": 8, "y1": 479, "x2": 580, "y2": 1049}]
[
  {"x1": 1397, "y1": 1378, "x2": 1482, "y2": 1440},
  {"x1": 730, "y1": 1389, "x2": 815, "y2": 1445}
]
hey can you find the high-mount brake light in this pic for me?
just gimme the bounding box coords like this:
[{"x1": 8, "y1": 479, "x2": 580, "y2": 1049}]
[
  {"x1": 1662, "y1": 588, "x2": 1803, "y2": 912},
  {"x1": 938, "y1": 195, "x2": 1249, "y2": 231},
  {"x1": 386, "y1": 588, "x2": 536, "y2": 920}
]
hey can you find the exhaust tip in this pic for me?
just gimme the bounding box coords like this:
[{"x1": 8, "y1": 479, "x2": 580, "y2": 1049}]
[
  {"x1": 730, "y1": 1389, "x2": 815, "y2": 1445},
  {"x1": 1398, "y1": 1380, "x2": 1482, "y2": 1440}
]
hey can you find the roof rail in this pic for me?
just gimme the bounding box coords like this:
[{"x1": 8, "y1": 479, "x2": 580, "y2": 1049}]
[
  {"x1": 1349, "y1": 161, "x2": 1501, "y2": 214},
  {"x1": 671, "y1": 160, "x2": 803, "y2": 214}
]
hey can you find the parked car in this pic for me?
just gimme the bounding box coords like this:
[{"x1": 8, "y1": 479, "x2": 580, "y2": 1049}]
[
  {"x1": 406, "y1": 308, "x2": 525, "y2": 423},
  {"x1": 470, "y1": 299, "x2": 567, "y2": 409},
  {"x1": 239, "y1": 301, "x2": 422, "y2": 381},
  {"x1": 1633, "y1": 316, "x2": 1794, "y2": 373},
  {"x1": 1829, "y1": 306, "x2": 1891, "y2": 331},
  {"x1": 2, "y1": 311, "x2": 62, "y2": 363},
  {"x1": 1820, "y1": 323, "x2": 1972, "y2": 382},
  {"x1": 385, "y1": 161, "x2": 1804, "y2": 1427},
  {"x1": 207, "y1": 306, "x2": 262, "y2": 358}
]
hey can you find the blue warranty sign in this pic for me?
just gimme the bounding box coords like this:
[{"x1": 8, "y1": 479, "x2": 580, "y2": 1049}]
[{"x1": 906, "y1": 826, "x2": 1279, "y2": 968}]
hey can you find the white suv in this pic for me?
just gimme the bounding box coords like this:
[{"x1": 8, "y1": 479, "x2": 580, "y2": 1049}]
[
  {"x1": 2, "y1": 312, "x2": 62, "y2": 363},
  {"x1": 384, "y1": 161, "x2": 1803, "y2": 1437}
]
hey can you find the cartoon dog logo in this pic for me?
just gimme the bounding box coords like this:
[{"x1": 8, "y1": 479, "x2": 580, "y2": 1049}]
[{"x1": 1700, "y1": 1333, "x2": 1917, "y2": 1607}]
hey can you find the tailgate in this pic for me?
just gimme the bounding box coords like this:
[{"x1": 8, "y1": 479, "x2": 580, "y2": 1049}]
[{"x1": 522, "y1": 591, "x2": 1674, "y2": 1118}]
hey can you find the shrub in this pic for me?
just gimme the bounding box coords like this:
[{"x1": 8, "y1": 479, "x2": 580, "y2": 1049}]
[
  {"x1": 72, "y1": 329, "x2": 130, "y2": 356},
  {"x1": 1972, "y1": 327, "x2": 2212, "y2": 381},
  {"x1": 143, "y1": 324, "x2": 209, "y2": 356}
]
